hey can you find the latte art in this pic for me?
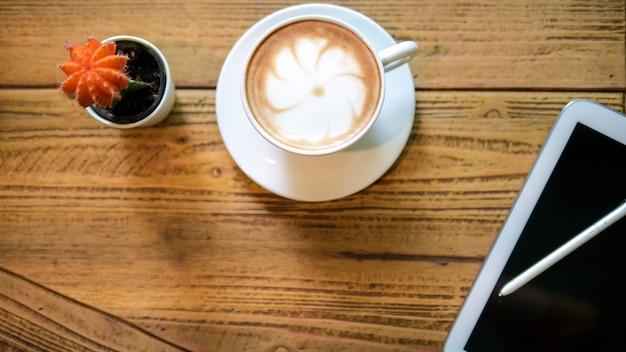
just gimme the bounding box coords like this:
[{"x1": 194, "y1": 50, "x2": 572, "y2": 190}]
[
  {"x1": 245, "y1": 20, "x2": 382, "y2": 151},
  {"x1": 266, "y1": 38, "x2": 366, "y2": 142}
]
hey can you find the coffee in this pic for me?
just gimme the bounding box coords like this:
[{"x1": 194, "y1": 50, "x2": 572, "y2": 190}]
[{"x1": 245, "y1": 19, "x2": 382, "y2": 152}]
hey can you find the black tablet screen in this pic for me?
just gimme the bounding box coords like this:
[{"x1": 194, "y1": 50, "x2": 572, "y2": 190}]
[{"x1": 465, "y1": 123, "x2": 626, "y2": 352}]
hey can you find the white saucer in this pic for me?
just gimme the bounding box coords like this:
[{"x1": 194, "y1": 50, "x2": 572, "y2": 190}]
[{"x1": 216, "y1": 3, "x2": 415, "y2": 202}]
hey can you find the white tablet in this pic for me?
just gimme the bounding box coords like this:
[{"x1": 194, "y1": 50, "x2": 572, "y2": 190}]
[{"x1": 444, "y1": 100, "x2": 626, "y2": 352}]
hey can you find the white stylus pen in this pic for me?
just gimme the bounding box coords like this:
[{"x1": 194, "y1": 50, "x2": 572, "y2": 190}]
[{"x1": 499, "y1": 199, "x2": 626, "y2": 297}]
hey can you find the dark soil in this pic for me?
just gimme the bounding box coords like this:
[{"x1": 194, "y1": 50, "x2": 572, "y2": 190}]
[{"x1": 92, "y1": 40, "x2": 166, "y2": 124}]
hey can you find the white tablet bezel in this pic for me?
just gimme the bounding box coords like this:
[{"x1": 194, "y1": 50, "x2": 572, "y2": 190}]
[{"x1": 444, "y1": 99, "x2": 626, "y2": 351}]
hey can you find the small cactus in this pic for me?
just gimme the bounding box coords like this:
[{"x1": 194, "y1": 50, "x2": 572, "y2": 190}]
[{"x1": 59, "y1": 37, "x2": 131, "y2": 108}]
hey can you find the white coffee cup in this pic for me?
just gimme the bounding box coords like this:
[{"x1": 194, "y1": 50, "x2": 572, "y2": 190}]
[{"x1": 241, "y1": 15, "x2": 418, "y2": 156}]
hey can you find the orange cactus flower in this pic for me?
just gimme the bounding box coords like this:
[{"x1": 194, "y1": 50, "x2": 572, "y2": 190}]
[{"x1": 59, "y1": 38, "x2": 130, "y2": 108}]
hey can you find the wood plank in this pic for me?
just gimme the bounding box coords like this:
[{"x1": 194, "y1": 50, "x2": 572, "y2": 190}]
[
  {"x1": 0, "y1": 0, "x2": 623, "y2": 89},
  {"x1": 1, "y1": 89, "x2": 623, "y2": 258},
  {"x1": 0, "y1": 88, "x2": 623, "y2": 350},
  {"x1": 0, "y1": 267, "x2": 186, "y2": 352},
  {"x1": 0, "y1": 225, "x2": 476, "y2": 351},
  {"x1": 2, "y1": 0, "x2": 625, "y2": 350}
]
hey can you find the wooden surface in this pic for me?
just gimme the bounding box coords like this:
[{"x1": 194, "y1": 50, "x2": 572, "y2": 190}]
[{"x1": 0, "y1": 1, "x2": 624, "y2": 351}]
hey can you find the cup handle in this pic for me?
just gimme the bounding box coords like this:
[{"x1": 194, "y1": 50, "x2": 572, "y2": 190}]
[{"x1": 379, "y1": 41, "x2": 419, "y2": 72}]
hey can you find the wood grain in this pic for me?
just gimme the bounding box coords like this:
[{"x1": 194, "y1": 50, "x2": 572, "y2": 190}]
[
  {"x1": 1, "y1": 0, "x2": 625, "y2": 350},
  {"x1": 0, "y1": 0, "x2": 623, "y2": 89},
  {"x1": 0, "y1": 267, "x2": 186, "y2": 351},
  {"x1": 1, "y1": 88, "x2": 624, "y2": 350}
]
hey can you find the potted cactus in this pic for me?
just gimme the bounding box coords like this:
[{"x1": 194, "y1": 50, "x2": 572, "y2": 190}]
[{"x1": 59, "y1": 36, "x2": 175, "y2": 128}]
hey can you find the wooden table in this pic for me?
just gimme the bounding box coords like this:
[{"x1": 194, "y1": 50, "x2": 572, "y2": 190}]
[{"x1": 1, "y1": 1, "x2": 624, "y2": 351}]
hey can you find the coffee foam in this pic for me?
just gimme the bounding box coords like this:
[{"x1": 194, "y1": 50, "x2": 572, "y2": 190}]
[{"x1": 245, "y1": 20, "x2": 382, "y2": 151}]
